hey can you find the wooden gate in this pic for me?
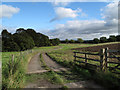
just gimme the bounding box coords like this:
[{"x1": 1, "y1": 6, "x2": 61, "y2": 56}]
[
  {"x1": 74, "y1": 47, "x2": 120, "y2": 74},
  {"x1": 106, "y1": 49, "x2": 120, "y2": 74}
]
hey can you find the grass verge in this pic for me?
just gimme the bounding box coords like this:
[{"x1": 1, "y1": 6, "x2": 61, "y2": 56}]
[{"x1": 39, "y1": 54, "x2": 50, "y2": 70}]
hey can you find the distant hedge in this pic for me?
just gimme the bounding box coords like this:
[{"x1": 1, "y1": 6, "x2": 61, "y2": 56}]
[{"x1": 60, "y1": 35, "x2": 120, "y2": 44}]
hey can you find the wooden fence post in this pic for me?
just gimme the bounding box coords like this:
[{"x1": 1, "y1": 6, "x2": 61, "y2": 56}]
[
  {"x1": 12, "y1": 54, "x2": 14, "y2": 66},
  {"x1": 74, "y1": 52, "x2": 76, "y2": 61},
  {"x1": 100, "y1": 48, "x2": 105, "y2": 71},
  {"x1": 20, "y1": 52, "x2": 22, "y2": 56},
  {"x1": 105, "y1": 47, "x2": 109, "y2": 71},
  {"x1": 10, "y1": 54, "x2": 14, "y2": 75},
  {"x1": 85, "y1": 53, "x2": 87, "y2": 66}
]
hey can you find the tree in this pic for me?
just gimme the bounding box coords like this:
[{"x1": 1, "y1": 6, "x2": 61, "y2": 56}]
[
  {"x1": 3, "y1": 41, "x2": 20, "y2": 51},
  {"x1": 16, "y1": 28, "x2": 25, "y2": 33},
  {"x1": 116, "y1": 35, "x2": 120, "y2": 41},
  {"x1": 100, "y1": 37, "x2": 107, "y2": 43},
  {"x1": 77, "y1": 38, "x2": 84, "y2": 43},
  {"x1": 108, "y1": 35, "x2": 116, "y2": 42},
  {"x1": 26, "y1": 29, "x2": 39, "y2": 46},
  {"x1": 50, "y1": 38, "x2": 60, "y2": 46},
  {"x1": 65, "y1": 39, "x2": 69, "y2": 44},
  {"x1": 2, "y1": 29, "x2": 15, "y2": 51},
  {"x1": 69, "y1": 39, "x2": 75, "y2": 43},
  {"x1": 93, "y1": 38, "x2": 100, "y2": 44},
  {"x1": 13, "y1": 31, "x2": 35, "y2": 51},
  {"x1": 37, "y1": 33, "x2": 51, "y2": 46},
  {"x1": 26, "y1": 29, "x2": 51, "y2": 47},
  {"x1": 54, "y1": 38, "x2": 60, "y2": 45},
  {"x1": 2, "y1": 29, "x2": 12, "y2": 40}
]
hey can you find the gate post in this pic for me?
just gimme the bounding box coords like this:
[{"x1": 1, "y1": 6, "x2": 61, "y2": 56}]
[
  {"x1": 74, "y1": 52, "x2": 76, "y2": 61},
  {"x1": 100, "y1": 48, "x2": 105, "y2": 71},
  {"x1": 105, "y1": 47, "x2": 109, "y2": 71},
  {"x1": 85, "y1": 53, "x2": 87, "y2": 66}
]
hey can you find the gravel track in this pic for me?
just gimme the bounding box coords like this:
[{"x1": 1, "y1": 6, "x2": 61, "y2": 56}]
[{"x1": 27, "y1": 53, "x2": 46, "y2": 74}]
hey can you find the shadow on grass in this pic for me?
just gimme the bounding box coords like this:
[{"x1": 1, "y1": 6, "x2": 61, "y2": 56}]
[{"x1": 56, "y1": 70, "x2": 87, "y2": 83}]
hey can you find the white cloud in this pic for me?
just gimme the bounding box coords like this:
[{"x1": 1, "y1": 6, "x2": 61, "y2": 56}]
[
  {"x1": 52, "y1": 0, "x2": 70, "y2": 6},
  {"x1": 50, "y1": 7, "x2": 85, "y2": 22},
  {"x1": 47, "y1": 20, "x2": 117, "y2": 40},
  {"x1": 0, "y1": 25, "x2": 17, "y2": 34},
  {"x1": 46, "y1": 2, "x2": 119, "y2": 40},
  {"x1": 101, "y1": 2, "x2": 118, "y2": 26},
  {"x1": 55, "y1": 7, "x2": 79, "y2": 18},
  {"x1": 46, "y1": 20, "x2": 118, "y2": 40},
  {"x1": 0, "y1": 4, "x2": 20, "y2": 18},
  {"x1": 0, "y1": 25, "x2": 2, "y2": 33},
  {"x1": 101, "y1": 2, "x2": 118, "y2": 20}
]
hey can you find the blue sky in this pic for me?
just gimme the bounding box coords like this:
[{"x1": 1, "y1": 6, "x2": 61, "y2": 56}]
[
  {"x1": 1, "y1": 1, "x2": 118, "y2": 40},
  {"x1": 2, "y1": 2, "x2": 55, "y2": 30},
  {"x1": 2, "y1": 2, "x2": 107, "y2": 29}
]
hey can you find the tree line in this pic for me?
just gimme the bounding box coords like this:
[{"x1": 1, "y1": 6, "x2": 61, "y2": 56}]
[
  {"x1": 2, "y1": 28, "x2": 60, "y2": 52},
  {"x1": 61, "y1": 35, "x2": 120, "y2": 44}
]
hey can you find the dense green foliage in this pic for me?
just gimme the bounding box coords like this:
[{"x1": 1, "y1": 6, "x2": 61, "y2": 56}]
[
  {"x1": 50, "y1": 38, "x2": 60, "y2": 46},
  {"x1": 108, "y1": 35, "x2": 116, "y2": 42},
  {"x1": 99, "y1": 37, "x2": 107, "y2": 43},
  {"x1": 93, "y1": 38, "x2": 100, "y2": 44},
  {"x1": 77, "y1": 38, "x2": 84, "y2": 43},
  {"x1": 2, "y1": 28, "x2": 60, "y2": 52}
]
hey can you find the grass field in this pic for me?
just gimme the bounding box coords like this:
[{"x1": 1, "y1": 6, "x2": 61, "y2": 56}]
[{"x1": 2, "y1": 42, "x2": 120, "y2": 88}]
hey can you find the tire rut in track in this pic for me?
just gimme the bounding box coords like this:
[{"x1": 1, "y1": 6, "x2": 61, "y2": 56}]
[
  {"x1": 42, "y1": 53, "x2": 69, "y2": 72},
  {"x1": 27, "y1": 53, "x2": 48, "y2": 74}
]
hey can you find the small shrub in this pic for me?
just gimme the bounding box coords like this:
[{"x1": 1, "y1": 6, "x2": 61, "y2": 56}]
[{"x1": 60, "y1": 86, "x2": 68, "y2": 90}]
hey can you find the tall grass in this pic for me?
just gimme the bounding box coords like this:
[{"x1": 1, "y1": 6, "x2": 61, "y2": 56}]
[{"x1": 2, "y1": 50, "x2": 38, "y2": 89}]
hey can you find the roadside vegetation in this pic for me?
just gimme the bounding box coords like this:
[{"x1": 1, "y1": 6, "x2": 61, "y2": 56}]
[{"x1": 2, "y1": 50, "x2": 39, "y2": 89}]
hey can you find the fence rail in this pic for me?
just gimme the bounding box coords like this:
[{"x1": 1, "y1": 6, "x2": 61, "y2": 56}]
[
  {"x1": 74, "y1": 52, "x2": 100, "y2": 55},
  {"x1": 74, "y1": 47, "x2": 120, "y2": 74}
]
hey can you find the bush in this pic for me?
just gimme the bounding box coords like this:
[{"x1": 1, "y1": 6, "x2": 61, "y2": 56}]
[
  {"x1": 2, "y1": 41, "x2": 20, "y2": 52},
  {"x1": 100, "y1": 37, "x2": 107, "y2": 43},
  {"x1": 93, "y1": 38, "x2": 100, "y2": 44},
  {"x1": 69, "y1": 39, "x2": 75, "y2": 43},
  {"x1": 77, "y1": 38, "x2": 84, "y2": 43},
  {"x1": 108, "y1": 35, "x2": 116, "y2": 42}
]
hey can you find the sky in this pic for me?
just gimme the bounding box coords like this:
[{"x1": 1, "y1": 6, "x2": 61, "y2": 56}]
[{"x1": 0, "y1": 0, "x2": 119, "y2": 40}]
